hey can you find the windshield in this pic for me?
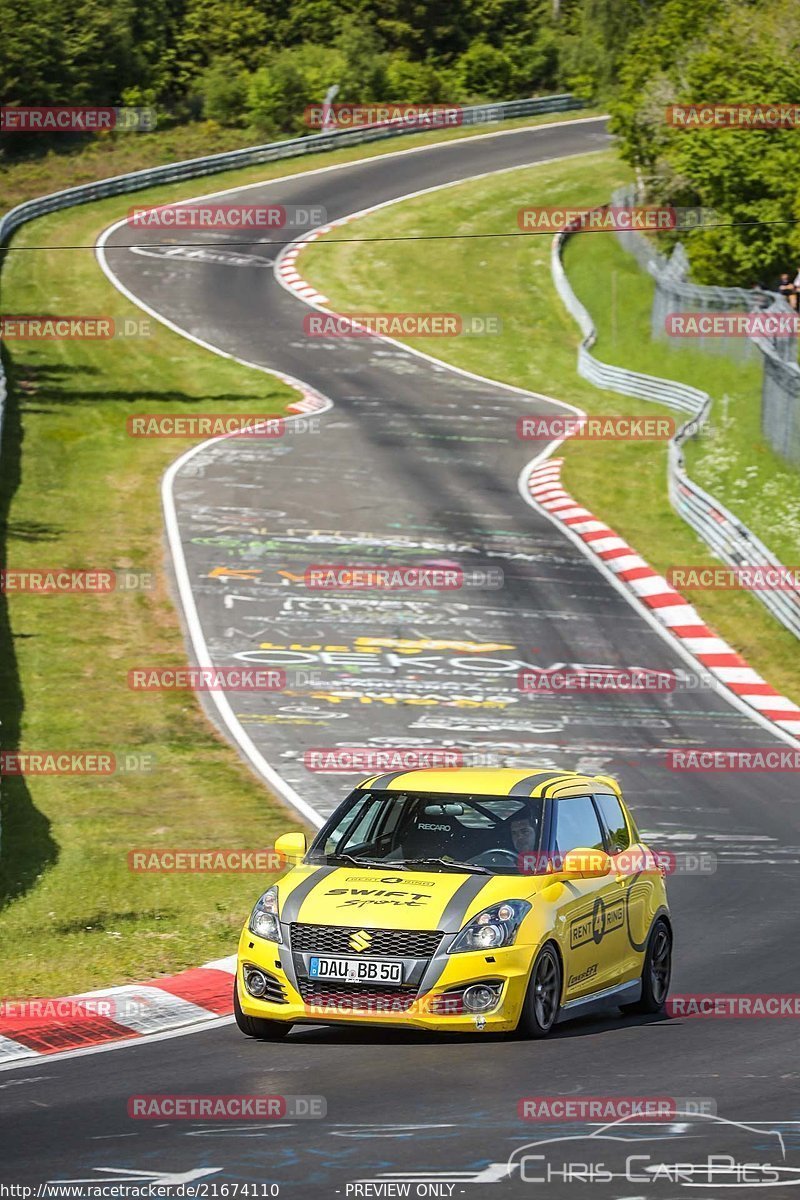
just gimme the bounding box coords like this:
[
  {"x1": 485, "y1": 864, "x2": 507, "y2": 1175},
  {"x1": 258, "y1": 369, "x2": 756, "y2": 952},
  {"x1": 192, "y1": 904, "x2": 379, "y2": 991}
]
[{"x1": 307, "y1": 789, "x2": 545, "y2": 876}]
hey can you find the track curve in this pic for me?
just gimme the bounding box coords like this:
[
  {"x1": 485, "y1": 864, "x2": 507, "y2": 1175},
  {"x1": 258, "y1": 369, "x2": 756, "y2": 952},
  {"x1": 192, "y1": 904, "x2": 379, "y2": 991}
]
[{"x1": 4, "y1": 117, "x2": 800, "y2": 1197}]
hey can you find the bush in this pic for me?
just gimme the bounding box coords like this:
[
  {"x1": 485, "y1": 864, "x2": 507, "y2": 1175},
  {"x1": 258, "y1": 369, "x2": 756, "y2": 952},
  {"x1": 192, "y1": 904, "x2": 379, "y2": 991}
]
[
  {"x1": 384, "y1": 57, "x2": 444, "y2": 103},
  {"x1": 455, "y1": 41, "x2": 512, "y2": 99},
  {"x1": 198, "y1": 58, "x2": 249, "y2": 127},
  {"x1": 246, "y1": 60, "x2": 309, "y2": 139}
]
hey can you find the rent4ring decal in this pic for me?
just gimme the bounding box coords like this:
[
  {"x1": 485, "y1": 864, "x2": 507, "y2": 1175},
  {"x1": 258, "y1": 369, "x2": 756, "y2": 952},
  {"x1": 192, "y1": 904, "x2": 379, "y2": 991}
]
[{"x1": 570, "y1": 897, "x2": 625, "y2": 949}]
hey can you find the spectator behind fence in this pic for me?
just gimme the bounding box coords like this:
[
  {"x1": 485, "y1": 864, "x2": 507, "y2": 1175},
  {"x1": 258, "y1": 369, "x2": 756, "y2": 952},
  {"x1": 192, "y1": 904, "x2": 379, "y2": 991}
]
[
  {"x1": 793, "y1": 266, "x2": 800, "y2": 305},
  {"x1": 749, "y1": 281, "x2": 771, "y2": 309},
  {"x1": 778, "y1": 273, "x2": 797, "y2": 309}
]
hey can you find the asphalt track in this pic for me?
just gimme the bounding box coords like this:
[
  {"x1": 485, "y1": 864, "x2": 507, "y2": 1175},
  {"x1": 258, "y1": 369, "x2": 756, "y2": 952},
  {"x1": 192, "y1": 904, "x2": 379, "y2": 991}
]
[{"x1": 3, "y1": 117, "x2": 800, "y2": 1196}]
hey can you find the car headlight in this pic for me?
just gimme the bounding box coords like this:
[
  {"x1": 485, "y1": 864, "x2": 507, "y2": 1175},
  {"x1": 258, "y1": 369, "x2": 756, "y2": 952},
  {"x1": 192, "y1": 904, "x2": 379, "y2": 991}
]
[
  {"x1": 248, "y1": 886, "x2": 282, "y2": 943},
  {"x1": 448, "y1": 900, "x2": 531, "y2": 954}
]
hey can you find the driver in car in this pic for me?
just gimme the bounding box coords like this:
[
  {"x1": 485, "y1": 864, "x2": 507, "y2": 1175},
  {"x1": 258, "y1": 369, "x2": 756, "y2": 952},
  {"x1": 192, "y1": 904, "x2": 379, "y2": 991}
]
[{"x1": 509, "y1": 805, "x2": 539, "y2": 857}]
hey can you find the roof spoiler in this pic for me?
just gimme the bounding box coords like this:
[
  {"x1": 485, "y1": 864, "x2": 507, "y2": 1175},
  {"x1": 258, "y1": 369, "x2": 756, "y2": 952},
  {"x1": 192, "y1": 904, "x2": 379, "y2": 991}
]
[{"x1": 593, "y1": 774, "x2": 622, "y2": 795}]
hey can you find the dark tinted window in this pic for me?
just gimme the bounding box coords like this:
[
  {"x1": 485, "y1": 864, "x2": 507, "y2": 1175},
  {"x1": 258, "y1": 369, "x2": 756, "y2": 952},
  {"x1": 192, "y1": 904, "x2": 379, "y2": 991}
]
[
  {"x1": 595, "y1": 793, "x2": 631, "y2": 853},
  {"x1": 553, "y1": 796, "x2": 605, "y2": 855},
  {"x1": 309, "y1": 791, "x2": 544, "y2": 875}
]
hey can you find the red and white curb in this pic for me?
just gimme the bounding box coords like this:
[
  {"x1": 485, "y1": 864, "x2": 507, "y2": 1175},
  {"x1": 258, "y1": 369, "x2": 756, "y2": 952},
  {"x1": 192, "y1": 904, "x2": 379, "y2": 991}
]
[
  {"x1": 276, "y1": 215, "x2": 362, "y2": 305},
  {"x1": 0, "y1": 956, "x2": 236, "y2": 1063},
  {"x1": 526, "y1": 458, "x2": 800, "y2": 738}
]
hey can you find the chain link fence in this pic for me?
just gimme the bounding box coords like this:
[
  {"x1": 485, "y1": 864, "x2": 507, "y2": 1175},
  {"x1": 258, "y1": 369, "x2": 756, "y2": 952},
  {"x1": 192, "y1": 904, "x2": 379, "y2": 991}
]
[
  {"x1": 551, "y1": 216, "x2": 800, "y2": 640},
  {"x1": 611, "y1": 186, "x2": 800, "y2": 465}
]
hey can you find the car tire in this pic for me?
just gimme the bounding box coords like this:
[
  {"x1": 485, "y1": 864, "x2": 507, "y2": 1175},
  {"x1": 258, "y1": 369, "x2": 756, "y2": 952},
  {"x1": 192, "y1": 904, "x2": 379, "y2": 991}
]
[
  {"x1": 233, "y1": 979, "x2": 292, "y2": 1040},
  {"x1": 620, "y1": 917, "x2": 672, "y2": 1015},
  {"x1": 517, "y1": 943, "x2": 562, "y2": 1038}
]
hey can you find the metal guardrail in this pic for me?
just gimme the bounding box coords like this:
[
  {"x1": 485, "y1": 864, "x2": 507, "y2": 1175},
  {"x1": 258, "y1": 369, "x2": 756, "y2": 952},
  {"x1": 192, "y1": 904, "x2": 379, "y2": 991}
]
[
  {"x1": 551, "y1": 218, "x2": 800, "y2": 640},
  {"x1": 0, "y1": 93, "x2": 583, "y2": 849}
]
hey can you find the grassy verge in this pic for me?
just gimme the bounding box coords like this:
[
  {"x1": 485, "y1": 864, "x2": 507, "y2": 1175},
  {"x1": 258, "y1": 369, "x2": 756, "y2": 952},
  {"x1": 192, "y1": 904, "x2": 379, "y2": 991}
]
[
  {"x1": 0, "y1": 110, "x2": 601, "y2": 997},
  {"x1": 0, "y1": 200, "x2": 302, "y2": 997},
  {"x1": 565, "y1": 231, "x2": 800, "y2": 567},
  {"x1": 0, "y1": 107, "x2": 603, "y2": 211},
  {"x1": 299, "y1": 148, "x2": 800, "y2": 705}
]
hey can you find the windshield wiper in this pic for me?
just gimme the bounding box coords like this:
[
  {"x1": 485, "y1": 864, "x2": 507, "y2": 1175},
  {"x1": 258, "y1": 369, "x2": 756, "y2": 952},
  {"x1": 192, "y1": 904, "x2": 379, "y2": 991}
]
[
  {"x1": 318, "y1": 853, "x2": 403, "y2": 869},
  {"x1": 399, "y1": 857, "x2": 491, "y2": 875}
]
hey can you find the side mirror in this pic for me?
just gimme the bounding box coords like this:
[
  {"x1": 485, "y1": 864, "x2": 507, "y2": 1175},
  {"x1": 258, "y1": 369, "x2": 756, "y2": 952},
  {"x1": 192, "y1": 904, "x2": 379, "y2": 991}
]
[
  {"x1": 561, "y1": 847, "x2": 612, "y2": 879},
  {"x1": 275, "y1": 831, "x2": 307, "y2": 865}
]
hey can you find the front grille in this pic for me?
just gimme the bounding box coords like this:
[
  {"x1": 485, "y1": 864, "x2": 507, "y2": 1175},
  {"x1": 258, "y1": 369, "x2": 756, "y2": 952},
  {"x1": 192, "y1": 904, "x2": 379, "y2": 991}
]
[
  {"x1": 299, "y1": 979, "x2": 417, "y2": 1013},
  {"x1": 290, "y1": 923, "x2": 443, "y2": 958}
]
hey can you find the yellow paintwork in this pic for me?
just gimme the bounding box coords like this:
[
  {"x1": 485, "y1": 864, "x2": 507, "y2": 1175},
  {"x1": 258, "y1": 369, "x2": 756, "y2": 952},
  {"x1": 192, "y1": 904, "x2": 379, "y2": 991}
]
[{"x1": 237, "y1": 767, "x2": 669, "y2": 1034}]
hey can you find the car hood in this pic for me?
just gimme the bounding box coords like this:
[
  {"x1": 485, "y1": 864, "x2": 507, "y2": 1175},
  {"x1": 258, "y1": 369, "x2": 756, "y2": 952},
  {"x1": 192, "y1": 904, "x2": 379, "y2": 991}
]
[{"x1": 278, "y1": 864, "x2": 537, "y2": 932}]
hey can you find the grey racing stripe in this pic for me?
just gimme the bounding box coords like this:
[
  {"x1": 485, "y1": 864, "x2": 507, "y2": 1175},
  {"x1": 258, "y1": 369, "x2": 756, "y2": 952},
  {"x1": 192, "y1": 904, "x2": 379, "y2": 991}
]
[
  {"x1": 369, "y1": 770, "x2": 412, "y2": 789},
  {"x1": 417, "y1": 876, "x2": 494, "y2": 994},
  {"x1": 509, "y1": 771, "x2": 563, "y2": 796},
  {"x1": 278, "y1": 866, "x2": 338, "y2": 994},
  {"x1": 438, "y1": 875, "x2": 494, "y2": 932},
  {"x1": 281, "y1": 865, "x2": 338, "y2": 924}
]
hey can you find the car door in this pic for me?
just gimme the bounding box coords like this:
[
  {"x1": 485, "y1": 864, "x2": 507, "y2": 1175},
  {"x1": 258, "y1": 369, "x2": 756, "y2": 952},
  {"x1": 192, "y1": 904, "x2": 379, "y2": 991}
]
[
  {"x1": 594, "y1": 789, "x2": 656, "y2": 984},
  {"x1": 550, "y1": 792, "x2": 628, "y2": 1000}
]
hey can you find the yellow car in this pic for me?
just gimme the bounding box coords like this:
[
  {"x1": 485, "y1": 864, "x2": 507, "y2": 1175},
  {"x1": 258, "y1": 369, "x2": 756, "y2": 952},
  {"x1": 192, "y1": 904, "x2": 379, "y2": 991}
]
[{"x1": 234, "y1": 767, "x2": 671, "y2": 1039}]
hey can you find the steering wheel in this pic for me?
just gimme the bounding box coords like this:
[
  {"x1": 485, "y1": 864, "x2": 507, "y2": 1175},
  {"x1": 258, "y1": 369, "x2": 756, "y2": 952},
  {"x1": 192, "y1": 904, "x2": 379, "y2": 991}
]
[{"x1": 470, "y1": 847, "x2": 519, "y2": 868}]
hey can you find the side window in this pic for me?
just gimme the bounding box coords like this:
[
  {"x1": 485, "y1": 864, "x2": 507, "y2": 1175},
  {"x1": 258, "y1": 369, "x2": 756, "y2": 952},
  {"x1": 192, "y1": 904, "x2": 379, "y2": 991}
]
[
  {"x1": 594, "y1": 793, "x2": 631, "y2": 854},
  {"x1": 553, "y1": 796, "x2": 605, "y2": 856}
]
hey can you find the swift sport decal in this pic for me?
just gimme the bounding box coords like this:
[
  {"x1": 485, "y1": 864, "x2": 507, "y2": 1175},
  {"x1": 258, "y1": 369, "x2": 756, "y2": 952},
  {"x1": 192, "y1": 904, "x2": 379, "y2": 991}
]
[{"x1": 324, "y1": 886, "x2": 432, "y2": 910}]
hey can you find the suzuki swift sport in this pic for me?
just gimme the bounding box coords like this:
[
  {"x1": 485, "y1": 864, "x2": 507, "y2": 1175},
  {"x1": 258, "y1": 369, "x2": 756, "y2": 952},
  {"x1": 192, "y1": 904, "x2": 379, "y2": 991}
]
[{"x1": 234, "y1": 767, "x2": 672, "y2": 1039}]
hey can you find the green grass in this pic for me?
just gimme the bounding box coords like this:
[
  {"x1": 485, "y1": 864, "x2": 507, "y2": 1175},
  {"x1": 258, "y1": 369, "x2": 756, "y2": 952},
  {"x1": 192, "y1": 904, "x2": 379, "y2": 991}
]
[
  {"x1": 0, "y1": 110, "x2": 601, "y2": 997},
  {"x1": 299, "y1": 148, "x2": 800, "y2": 706},
  {"x1": 0, "y1": 199, "x2": 304, "y2": 997}
]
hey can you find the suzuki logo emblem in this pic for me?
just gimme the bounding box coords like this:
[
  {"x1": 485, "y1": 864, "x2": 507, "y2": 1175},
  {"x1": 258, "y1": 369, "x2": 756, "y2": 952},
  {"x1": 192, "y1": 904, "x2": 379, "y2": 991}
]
[{"x1": 349, "y1": 929, "x2": 373, "y2": 953}]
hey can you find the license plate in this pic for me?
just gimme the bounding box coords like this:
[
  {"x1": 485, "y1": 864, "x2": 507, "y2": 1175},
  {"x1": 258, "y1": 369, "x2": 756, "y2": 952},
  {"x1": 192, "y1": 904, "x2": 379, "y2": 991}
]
[{"x1": 309, "y1": 956, "x2": 403, "y2": 984}]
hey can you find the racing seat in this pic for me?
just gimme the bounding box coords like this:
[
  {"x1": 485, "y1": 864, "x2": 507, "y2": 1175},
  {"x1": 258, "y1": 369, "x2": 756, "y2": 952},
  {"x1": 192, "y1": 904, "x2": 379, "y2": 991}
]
[{"x1": 399, "y1": 812, "x2": 469, "y2": 862}]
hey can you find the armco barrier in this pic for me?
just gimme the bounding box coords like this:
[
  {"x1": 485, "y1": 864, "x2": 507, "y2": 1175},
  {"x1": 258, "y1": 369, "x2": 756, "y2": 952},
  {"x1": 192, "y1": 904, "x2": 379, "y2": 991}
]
[
  {"x1": 0, "y1": 94, "x2": 583, "y2": 850},
  {"x1": 551, "y1": 215, "x2": 800, "y2": 640}
]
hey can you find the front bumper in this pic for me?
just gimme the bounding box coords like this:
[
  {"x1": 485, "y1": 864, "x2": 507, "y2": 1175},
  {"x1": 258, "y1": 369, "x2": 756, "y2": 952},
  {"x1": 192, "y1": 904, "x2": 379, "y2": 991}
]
[{"x1": 236, "y1": 930, "x2": 534, "y2": 1033}]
